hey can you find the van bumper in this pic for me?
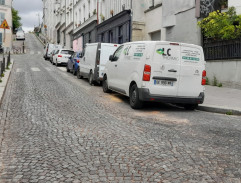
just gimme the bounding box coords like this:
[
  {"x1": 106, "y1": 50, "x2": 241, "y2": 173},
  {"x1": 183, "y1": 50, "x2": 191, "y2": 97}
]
[{"x1": 138, "y1": 88, "x2": 204, "y2": 104}]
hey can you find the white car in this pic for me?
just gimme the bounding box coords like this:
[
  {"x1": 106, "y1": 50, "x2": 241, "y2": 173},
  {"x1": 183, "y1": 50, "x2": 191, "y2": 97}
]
[
  {"x1": 102, "y1": 41, "x2": 206, "y2": 109},
  {"x1": 52, "y1": 49, "x2": 74, "y2": 66},
  {"x1": 44, "y1": 43, "x2": 62, "y2": 60},
  {"x1": 16, "y1": 30, "x2": 25, "y2": 40}
]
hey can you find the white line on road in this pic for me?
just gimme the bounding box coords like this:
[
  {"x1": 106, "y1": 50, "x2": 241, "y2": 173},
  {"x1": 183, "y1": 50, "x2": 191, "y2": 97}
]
[
  {"x1": 30, "y1": 51, "x2": 34, "y2": 55},
  {"x1": 16, "y1": 68, "x2": 22, "y2": 73},
  {"x1": 38, "y1": 51, "x2": 41, "y2": 55},
  {"x1": 31, "y1": 68, "x2": 41, "y2": 72},
  {"x1": 57, "y1": 67, "x2": 66, "y2": 72},
  {"x1": 45, "y1": 67, "x2": 52, "y2": 71}
]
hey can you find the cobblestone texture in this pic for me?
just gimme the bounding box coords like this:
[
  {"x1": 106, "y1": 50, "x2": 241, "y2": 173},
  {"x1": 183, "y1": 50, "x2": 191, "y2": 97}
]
[{"x1": 0, "y1": 34, "x2": 241, "y2": 182}]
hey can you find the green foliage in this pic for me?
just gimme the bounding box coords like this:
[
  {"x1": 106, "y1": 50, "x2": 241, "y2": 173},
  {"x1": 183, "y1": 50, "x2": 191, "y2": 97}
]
[
  {"x1": 212, "y1": 76, "x2": 218, "y2": 86},
  {"x1": 1, "y1": 73, "x2": 4, "y2": 77},
  {"x1": 0, "y1": 78, "x2": 2, "y2": 83},
  {"x1": 226, "y1": 111, "x2": 233, "y2": 115},
  {"x1": 198, "y1": 7, "x2": 241, "y2": 40},
  {"x1": 218, "y1": 83, "x2": 223, "y2": 87},
  {"x1": 206, "y1": 77, "x2": 210, "y2": 85},
  {"x1": 12, "y1": 8, "x2": 22, "y2": 31}
]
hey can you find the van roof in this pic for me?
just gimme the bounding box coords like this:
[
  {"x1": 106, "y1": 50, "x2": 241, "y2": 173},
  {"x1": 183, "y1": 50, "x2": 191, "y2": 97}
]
[{"x1": 123, "y1": 41, "x2": 202, "y2": 48}]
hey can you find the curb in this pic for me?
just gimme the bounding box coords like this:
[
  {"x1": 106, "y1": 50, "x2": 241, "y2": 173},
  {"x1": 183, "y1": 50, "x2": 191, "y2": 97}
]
[
  {"x1": 0, "y1": 59, "x2": 14, "y2": 107},
  {"x1": 197, "y1": 105, "x2": 241, "y2": 116},
  {"x1": 33, "y1": 33, "x2": 45, "y2": 46}
]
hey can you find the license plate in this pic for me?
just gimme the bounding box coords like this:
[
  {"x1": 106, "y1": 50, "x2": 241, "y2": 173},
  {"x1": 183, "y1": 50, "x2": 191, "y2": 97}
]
[{"x1": 154, "y1": 80, "x2": 173, "y2": 86}]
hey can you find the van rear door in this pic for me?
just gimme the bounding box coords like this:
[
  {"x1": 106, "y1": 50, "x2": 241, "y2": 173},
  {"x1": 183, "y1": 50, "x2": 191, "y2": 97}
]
[
  {"x1": 177, "y1": 44, "x2": 205, "y2": 97},
  {"x1": 149, "y1": 43, "x2": 181, "y2": 96}
]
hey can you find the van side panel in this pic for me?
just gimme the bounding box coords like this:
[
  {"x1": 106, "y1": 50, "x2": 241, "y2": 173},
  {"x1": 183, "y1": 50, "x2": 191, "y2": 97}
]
[{"x1": 178, "y1": 45, "x2": 205, "y2": 97}]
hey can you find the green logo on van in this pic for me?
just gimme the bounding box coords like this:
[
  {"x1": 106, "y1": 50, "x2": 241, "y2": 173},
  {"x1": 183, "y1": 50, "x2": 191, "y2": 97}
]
[
  {"x1": 156, "y1": 49, "x2": 164, "y2": 55},
  {"x1": 182, "y1": 56, "x2": 199, "y2": 61},
  {"x1": 156, "y1": 48, "x2": 171, "y2": 56}
]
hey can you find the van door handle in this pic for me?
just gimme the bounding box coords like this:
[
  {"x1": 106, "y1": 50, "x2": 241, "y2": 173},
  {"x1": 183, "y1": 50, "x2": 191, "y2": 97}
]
[
  {"x1": 168, "y1": 69, "x2": 177, "y2": 72},
  {"x1": 115, "y1": 65, "x2": 117, "y2": 67}
]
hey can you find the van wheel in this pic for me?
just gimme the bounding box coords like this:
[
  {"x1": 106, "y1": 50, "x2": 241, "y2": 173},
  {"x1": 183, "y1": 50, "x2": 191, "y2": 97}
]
[
  {"x1": 130, "y1": 84, "x2": 143, "y2": 109},
  {"x1": 77, "y1": 68, "x2": 83, "y2": 79},
  {"x1": 88, "y1": 71, "x2": 94, "y2": 86},
  {"x1": 72, "y1": 67, "x2": 76, "y2": 75},
  {"x1": 102, "y1": 76, "x2": 111, "y2": 93},
  {"x1": 184, "y1": 104, "x2": 198, "y2": 110}
]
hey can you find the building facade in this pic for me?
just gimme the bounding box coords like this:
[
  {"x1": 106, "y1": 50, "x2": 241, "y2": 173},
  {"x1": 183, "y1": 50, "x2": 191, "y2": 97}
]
[{"x1": 0, "y1": 0, "x2": 12, "y2": 51}]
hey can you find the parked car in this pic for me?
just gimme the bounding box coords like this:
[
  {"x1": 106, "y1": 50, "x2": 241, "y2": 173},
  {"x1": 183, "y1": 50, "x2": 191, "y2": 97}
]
[
  {"x1": 52, "y1": 49, "x2": 74, "y2": 66},
  {"x1": 102, "y1": 41, "x2": 206, "y2": 109},
  {"x1": 66, "y1": 52, "x2": 82, "y2": 76},
  {"x1": 78, "y1": 43, "x2": 119, "y2": 85},
  {"x1": 16, "y1": 30, "x2": 25, "y2": 40},
  {"x1": 43, "y1": 43, "x2": 62, "y2": 60}
]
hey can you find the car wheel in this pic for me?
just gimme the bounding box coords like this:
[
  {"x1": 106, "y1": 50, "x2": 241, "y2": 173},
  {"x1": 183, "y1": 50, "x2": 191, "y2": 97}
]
[
  {"x1": 72, "y1": 67, "x2": 76, "y2": 75},
  {"x1": 88, "y1": 71, "x2": 94, "y2": 86},
  {"x1": 184, "y1": 104, "x2": 198, "y2": 110},
  {"x1": 56, "y1": 60, "x2": 58, "y2": 66},
  {"x1": 130, "y1": 84, "x2": 143, "y2": 109},
  {"x1": 76, "y1": 68, "x2": 83, "y2": 79},
  {"x1": 102, "y1": 76, "x2": 111, "y2": 93}
]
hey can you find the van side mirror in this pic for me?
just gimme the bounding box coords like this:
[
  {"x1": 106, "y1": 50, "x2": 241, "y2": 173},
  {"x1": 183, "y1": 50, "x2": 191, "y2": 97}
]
[{"x1": 109, "y1": 55, "x2": 113, "y2": 61}]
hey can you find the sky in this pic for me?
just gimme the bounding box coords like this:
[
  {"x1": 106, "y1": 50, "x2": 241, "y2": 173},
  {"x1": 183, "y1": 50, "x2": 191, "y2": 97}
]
[{"x1": 13, "y1": 0, "x2": 43, "y2": 32}]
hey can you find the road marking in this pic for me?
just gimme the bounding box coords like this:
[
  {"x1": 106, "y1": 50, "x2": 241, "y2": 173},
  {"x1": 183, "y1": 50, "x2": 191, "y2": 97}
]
[
  {"x1": 30, "y1": 51, "x2": 34, "y2": 55},
  {"x1": 31, "y1": 67, "x2": 41, "y2": 72},
  {"x1": 57, "y1": 67, "x2": 66, "y2": 72},
  {"x1": 45, "y1": 67, "x2": 52, "y2": 71},
  {"x1": 16, "y1": 68, "x2": 22, "y2": 73},
  {"x1": 38, "y1": 51, "x2": 41, "y2": 55}
]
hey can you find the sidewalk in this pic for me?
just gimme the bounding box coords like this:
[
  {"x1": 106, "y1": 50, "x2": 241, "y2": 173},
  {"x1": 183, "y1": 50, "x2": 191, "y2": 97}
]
[{"x1": 198, "y1": 85, "x2": 241, "y2": 116}]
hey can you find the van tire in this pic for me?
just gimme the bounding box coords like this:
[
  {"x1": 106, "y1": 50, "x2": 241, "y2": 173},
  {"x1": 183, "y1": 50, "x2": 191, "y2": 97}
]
[
  {"x1": 88, "y1": 71, "x2": 94, "y2": 85},
  {"x1": 184, "y1": 104, "x2": 198, "y2": 110},
  {"x1": 130, "y1": 84, "x2": 143, "y2": 109},
  {"x1": 102, "y1": 76, "x2": 111, "y2": 93},
  {"x1": 76, "y1": 68, "x2": 83, "y2": 79}
]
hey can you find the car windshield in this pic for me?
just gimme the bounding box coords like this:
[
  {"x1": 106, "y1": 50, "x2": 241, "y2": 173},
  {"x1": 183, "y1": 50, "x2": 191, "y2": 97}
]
[{"x1": 61, "y1": 50, "x2": 74, "y2": 55}]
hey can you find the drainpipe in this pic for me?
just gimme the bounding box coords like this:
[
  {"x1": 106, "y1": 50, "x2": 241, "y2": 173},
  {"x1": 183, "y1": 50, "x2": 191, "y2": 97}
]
[
  {"x1": 97, "y1": 0, "x2": 99, "y2": 24},
  {"x1": 130, "y1": 0, "x2": 133, "y2": 42}
]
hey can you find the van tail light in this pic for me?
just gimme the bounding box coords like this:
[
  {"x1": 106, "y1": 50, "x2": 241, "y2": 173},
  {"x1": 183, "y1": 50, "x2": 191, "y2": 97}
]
[
  {"x1": 202, "y1": 70, "x2": 206, "y2": 85},
  {"x1": 58, "y1": 55, "x2": 62, "y2": 58},
  {"x1": 77, "y1": 60, "x2": 80, "y2": 63},
  {"x1": 143, "y1": 64, "x2": 151, "y2": 81}
]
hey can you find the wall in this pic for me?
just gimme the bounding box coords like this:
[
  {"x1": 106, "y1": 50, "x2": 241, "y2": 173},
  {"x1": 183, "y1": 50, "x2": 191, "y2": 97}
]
[
  {"x1": 144, "y1": 5, "x2": 166, "y2": 41},
  {"x1": 229, "y1": 0, "x2": 241, "y2": 14},
  {"x1": 165, "y1": 8, "x2": 201, "y2": 45},
  {"x1": 206, "y1": 60, "x2": 241, "y2": 89},
  {"x1": 0, "y1": 0, "x2": 12, "y2": 51}
]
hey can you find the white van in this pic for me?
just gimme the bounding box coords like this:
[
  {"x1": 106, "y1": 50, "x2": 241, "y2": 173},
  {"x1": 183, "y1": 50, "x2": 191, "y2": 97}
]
[
  {"x1": 102, "y1": 41, "x2": 206, "y2": 109},
  {"x1": 44, "y1": 43, "x2": 62, "y2": 60},
  {"x1": 78, "y1": 43, "x2": 119, "y2": 85}
]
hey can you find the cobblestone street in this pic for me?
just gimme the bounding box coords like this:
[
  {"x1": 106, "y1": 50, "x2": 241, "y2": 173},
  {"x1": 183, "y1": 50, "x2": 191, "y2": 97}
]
[{"x1": 0, "y1": 34, "x2": 240, "y2": 182}]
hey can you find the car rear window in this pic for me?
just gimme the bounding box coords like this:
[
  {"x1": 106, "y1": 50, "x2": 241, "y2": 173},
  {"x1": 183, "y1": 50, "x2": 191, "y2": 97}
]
[{"x1": 61, "y1": 50, "x2": 74, "y2": 55}]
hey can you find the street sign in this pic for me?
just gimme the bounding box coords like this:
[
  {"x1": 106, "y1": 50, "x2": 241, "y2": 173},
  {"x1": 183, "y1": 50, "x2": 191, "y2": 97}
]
[{"x1": 0, "y1": 19, "x2": 10, "y2": 29}]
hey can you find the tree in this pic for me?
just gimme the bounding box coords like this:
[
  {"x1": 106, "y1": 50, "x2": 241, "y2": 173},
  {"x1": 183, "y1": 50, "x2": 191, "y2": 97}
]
[
  {"x1": 12, "y1": 8, "x2": 22, "y2": 31},
  {"x1": 198, "y1": 7, "x2": 241, "y2": 40}
]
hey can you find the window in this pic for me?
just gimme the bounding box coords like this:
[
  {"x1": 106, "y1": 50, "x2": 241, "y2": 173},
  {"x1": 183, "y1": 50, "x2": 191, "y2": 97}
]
[
  {"x1": 101, "y1": 33, "x2": 105, "y2": 42},
  {"x1": 150, "y1": 31, "x2": 161, "y2": 41},
  {"x1": 88, "y1": 32, "x2": 91, "y2": 43},
  {"x1": 0, "y1": 0, "x2": 5, "y2": 5},
  {"x1": 112, "y1": 45, "x2": 124, "y2": 61},
  {"x1": 118, "y1": 25, "x2": 123, "y2": 44},
  {"x1": 0, "y1": 13, "x2": 5, "y2": 24}
]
